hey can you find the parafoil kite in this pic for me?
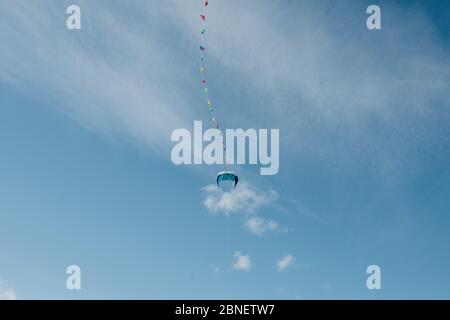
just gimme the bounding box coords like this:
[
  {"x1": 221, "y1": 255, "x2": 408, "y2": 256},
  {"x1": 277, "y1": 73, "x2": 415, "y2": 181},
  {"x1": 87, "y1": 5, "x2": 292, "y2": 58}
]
[{"x1": 217, "y1": 171, "x2": 239, "y2": 191}]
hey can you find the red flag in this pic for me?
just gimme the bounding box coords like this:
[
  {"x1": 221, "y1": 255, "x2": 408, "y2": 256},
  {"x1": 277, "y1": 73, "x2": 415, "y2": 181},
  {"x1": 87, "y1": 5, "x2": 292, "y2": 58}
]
[{"x1": 200, "y1": 14, "x2": 206, "y2": 21}]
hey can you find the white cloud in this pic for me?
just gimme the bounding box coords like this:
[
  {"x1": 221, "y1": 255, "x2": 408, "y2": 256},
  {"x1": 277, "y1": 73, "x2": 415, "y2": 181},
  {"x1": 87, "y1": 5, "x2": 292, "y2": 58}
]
[
  {"x1": 202, "y1": 182, "x2": 284, "y2": 235},
  {"x1": 0, "y1": 280, "x2": 17, "y2": 300},
  {"x1": 277, "y1": 255, "x2": 295, "y2": 272},
  {"x1": 202, "y1": 182, "x2": 278, "y2": 215},
  {"x1": 244, "y1": 216, "x2": 286, "y2": 236},
  {"x1": 232, "y1": 252, "x2": 251, "y2": 272}
]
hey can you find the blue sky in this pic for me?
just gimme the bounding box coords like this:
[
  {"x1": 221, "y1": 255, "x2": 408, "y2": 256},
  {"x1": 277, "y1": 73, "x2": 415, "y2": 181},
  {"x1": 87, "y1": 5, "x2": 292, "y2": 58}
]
[{"x1": 1, "y1": 0, "x2": 450, "y2": 299}]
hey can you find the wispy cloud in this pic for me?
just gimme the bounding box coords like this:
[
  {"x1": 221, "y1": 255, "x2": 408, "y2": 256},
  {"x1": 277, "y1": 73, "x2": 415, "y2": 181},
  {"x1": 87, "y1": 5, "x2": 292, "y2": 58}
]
[
  {"x1": 174, "y1": 0, "x2": 450, "y2": 181},
  {"x1": 0, "y1": 1, "x2": 192, "y2": 153},
  {"x1": 202, "y1": 182, "x2": 277, "y2": 215},
  {"x1": 0, "y1": 279, "x2": 17, "y2": 300},
  {"x1": 232, "y1": 251, "x2": 251, "y2": 272},
  {"x1": 244, "y1": 216, "x2": 286, "y2": 236},
  {"x1": 276, "y1": 255, "x2": 296, "y2": 272}
]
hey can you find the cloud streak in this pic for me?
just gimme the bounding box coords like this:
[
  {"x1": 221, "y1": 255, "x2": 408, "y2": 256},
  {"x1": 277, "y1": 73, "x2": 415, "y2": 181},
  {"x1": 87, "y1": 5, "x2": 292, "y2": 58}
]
[
  {"x1": 173, "y1": 0, "x2": 450, "y2": 180},
  {"x1": 0, "y1": 1, "x2": 193, "y2": 154}
]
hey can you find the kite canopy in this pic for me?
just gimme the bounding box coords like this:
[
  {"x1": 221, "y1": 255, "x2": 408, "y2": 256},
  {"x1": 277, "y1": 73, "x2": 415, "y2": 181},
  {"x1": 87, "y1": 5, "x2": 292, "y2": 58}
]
[{"x1": 217, "y1": 171, "x2": 239, "y2": 191}]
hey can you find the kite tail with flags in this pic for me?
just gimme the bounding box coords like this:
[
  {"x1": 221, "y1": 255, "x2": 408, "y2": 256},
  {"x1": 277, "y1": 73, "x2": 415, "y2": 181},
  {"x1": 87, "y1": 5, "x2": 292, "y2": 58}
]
[{"x1": 199, "y1": 2, "x2": 223, "y2": 141}]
